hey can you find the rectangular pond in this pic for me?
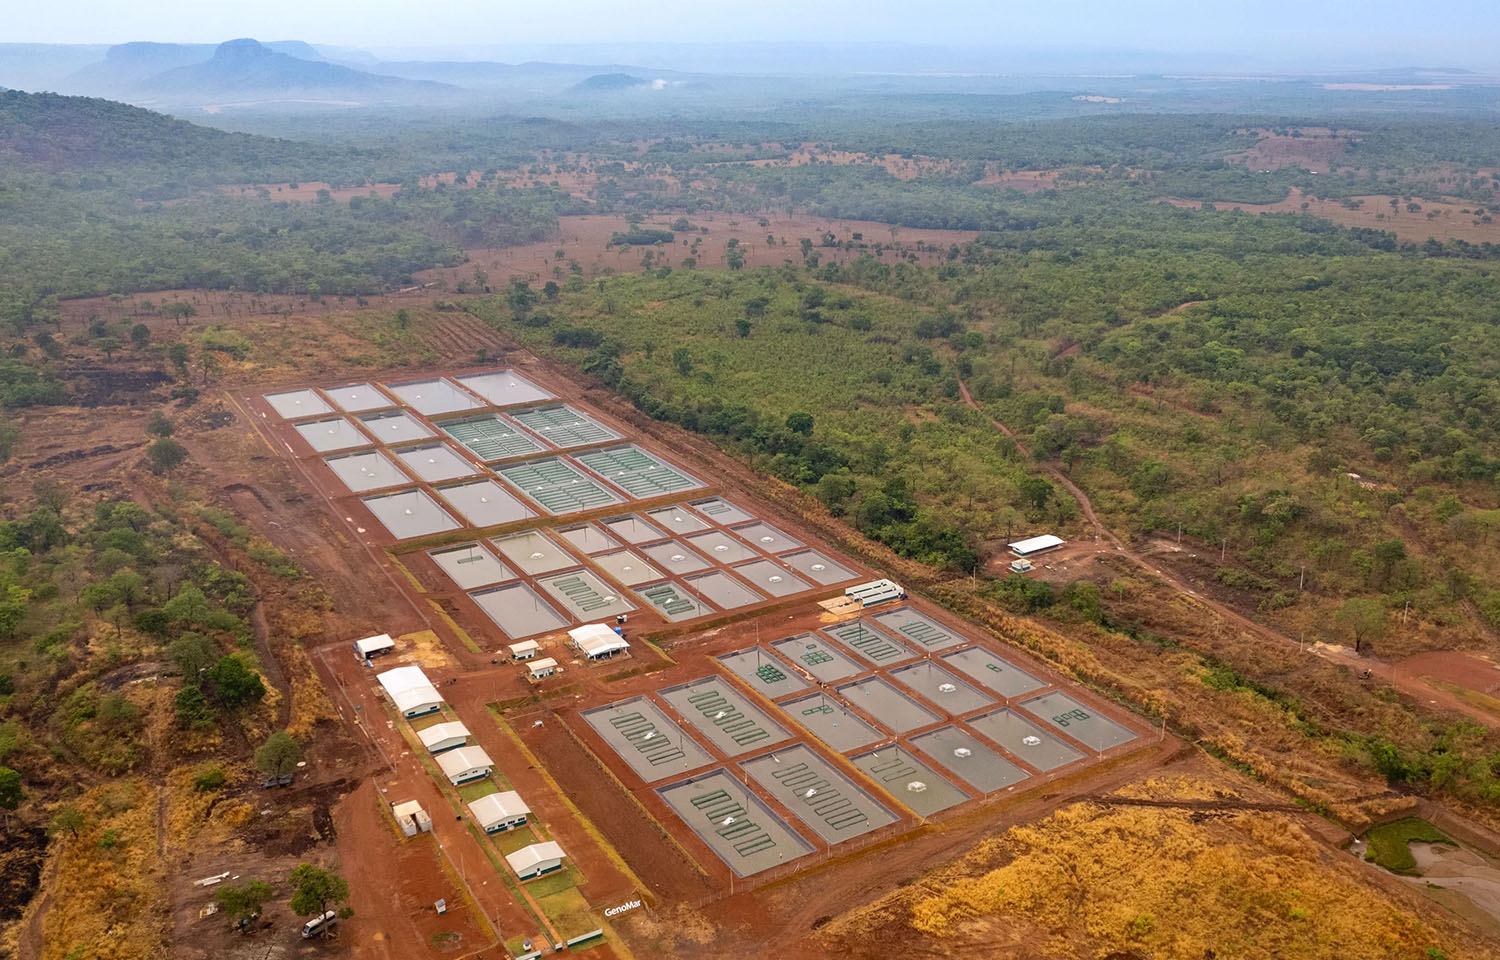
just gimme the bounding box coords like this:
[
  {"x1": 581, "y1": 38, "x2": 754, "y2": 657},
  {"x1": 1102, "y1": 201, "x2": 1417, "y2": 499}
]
[
  {"x1": 823, "y1": 620, "x2": 915, "y2": 667},
  {"x1": 582, "y1": 696, "x2": 713, "y2": 782},
  {"x1": 497, "y1": 457, "x2": 623, "y2": 515},
  {"x1": 939, "y1": 646, "x2": 1046, "y2": 699},
  {"x1": 849, "y1": 745, "x2": 970, "y2": 817},
  {"x1": 639, "y1": 539, "x2": 712, "y2": 576},
  {"x1": 684, "y1": 571, "x2": 766, "y2": 610},
  {"x1": 295, "y1": 417, "x2": 369, "y2": 453},
  {"x1": 265, "y1": 388, "x2": 333, "y2": 419},
  {"x1": 362, "y1": 488, "x2": 462, "y2": 539},
  {"x1": 730, "y1": 559, "x2": 811, "y2": 598},
  {"x1": 967, "y1": 708, "x2": 1085, "y2": 772},
  {"x1": 658, "y1": 677, "x2": 791, "y2": 756},
  {"x1": 576, "y1": 444, "x2": 703, "y2": 499},
  {"x1": 777, "y1": 692, "x2": 884, "y2": 752},
  {"x1": 322, "y1": 382, "x2": 392, "y2": 413},
  {"x1": 870, "y1": 607, "x2": 969, "y2": 652},
  {"x1": 602, "y1": 514, "x2": 667, "y2": 545},
  {"x1": 888, "y1": 661, "x2": 995, "y2": 716},
  {"x1": 1017, "y1": 691, "x2": 1139, "y2": 753},
  {"x1": 537, "y1": 568, "x2": 635, "y2": 620},
  {"x1": 509, "y1": 403, "x2": 618, "y2": 448},
  {"x1": 590, "y1": 549, "x2": 661, "y2": 587},
  {"x1": 836, "y1": 677, "x2": 938, "y2": 734},
  {"x1": 440, "y1": 414, "x2": 549, "y2": 462},
  {"x1": 325, "y1": 450, "x2": 411, "y2": 493},
  {"x1": 689, "y1": 498, "x2": 755, "y2": 525},
  {"x1": 359, "y1": 410, "x2": 436, "y2": 445},
  {"x1": 731, "y1": 521, "x2": 802, "y2": 554},
  {"x1": 778, "y1": 550, "x2": 857, "y2": 585},
  {"x1": 684, "y1": 530, "x2": 760, "y2": 563},
  {"x1": 555, "y1": 523, "x2": 619, "y2": 554},
  {"x1": 645, "y1": 505, "x2": 711, "y2": 535},
  {"x1": 453, "y1": 370, "x2": 555, "y2": 408},
  {"x1": 436, "y1": 479, "x2": 536, "y2": 528},
  {"x1": 491, "y1": 530, "x2": 579, "y2": 576},
  {"x1": 386, "y1": 377, "x2": 483, "y2": 416},
  {"x1": 635, "y1": 581, "x2": 713, "y2": 622},
  {"x1": 429, "y1": 543, "x2": 515, "y2": 590},
  {"x1": 393, "y1": 443, "x2": 480, "y2": 482},
  {"x1": 741, "y1": 743, "x2": 898, "y2": 844},
  {"x1": 770, "y1": 633, "x2": 864, "y2": 683},
  {"x1": 657, "y1": 769, "x2": 812, "y2": 877},
  {"x1": 470, "y1": 582, "x2": 569, "y2": 639},
  {"x1": 908, "y1": 726, "x2": 1030, "y2": 794},
  {"x1": 717, "y1": 647, "x2": 809, "y2": 700}
]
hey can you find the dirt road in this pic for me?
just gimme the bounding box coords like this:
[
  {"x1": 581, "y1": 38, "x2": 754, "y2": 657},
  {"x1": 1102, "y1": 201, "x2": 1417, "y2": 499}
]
[{"x1": 955, "y1": 379, "x2": 1500, "y2": 729}]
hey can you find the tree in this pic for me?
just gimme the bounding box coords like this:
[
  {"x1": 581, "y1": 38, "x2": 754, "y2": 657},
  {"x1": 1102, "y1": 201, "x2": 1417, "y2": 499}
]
[
  {"x1": 394, "y1": 308, "x2": 411, "y2": 330},
  {"x1": 130, "y1": 323, "x2": 151, "y2": 350},
  {"x1": 1373, "y1": 539, "x2": 1406, "y2": 584},
  {"x1": 1019, "y1": 476, "x2": 1055, "y2": 514},
  {"x1": 542, "y1": 280, "x2": 560, "y2": 301},
  {"x1": 1335, "y1": 597, "x2": 1386, "y2": 654},
  {"x1": 216, "y1": 879, "x2": 275, "y2": 930},
  {"x1": 786, "y1": 412, "x2": 815, "y2": 436},
  {"x1": 147, "y1": 438, "x2": 187, "y2": 474},
  {"x1": 206, "y1": 656, "x2": 266, "y2": 710},
  {"x1": 734, "y1": 317, "x2": 752, "y2": 338},
  {"x1": 255, "y1": 731, "x2": 303, "y2": 778},
  {"x1": 167, "y1": 342, "x2": 190, "y2": 377},
  {"x1": 168, "y1": 633, "x2": 216, "y2": 676},
  {"x1": 50, "y1": 802, "x2": 85, "y2": 839},
  {"x1": 672, "y1": 348, "x2": 693, "y2": 376},
  {"x1": 175, "y1": 685, "x2": 215, "y2": 728},
  {"x1": 289, "y1": 864, "x2": 350, "y2": 927},
  {"x1": 0, "y1": 767, "x2": 22, "y2": 819},
  {"x1": 198, "y1": 349, "x2": 220, "y2": 386},
  {"x1": 96, "y1": 335, "x2": 121, "y2": 361},
  {"x1": 163, "y1": 301, "x2": 197, "y2": 326}
]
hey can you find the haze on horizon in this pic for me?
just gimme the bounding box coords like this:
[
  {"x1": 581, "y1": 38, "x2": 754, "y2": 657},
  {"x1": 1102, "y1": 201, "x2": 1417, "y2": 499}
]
[{"x1": 9, "y1": 0, "x2": 1500, "y2": 72}]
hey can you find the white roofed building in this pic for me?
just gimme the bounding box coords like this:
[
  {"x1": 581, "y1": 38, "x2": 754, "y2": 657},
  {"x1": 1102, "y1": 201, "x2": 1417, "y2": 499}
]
[
  {"x1": 469, "y1": 791, "x2": 532, "y2": 833},
  {"x1": 1008, "y1": 534, "x2": 1064, "y2": 557},
  {"x1": 418, "y1": 721, "x2": 470, "y2": 754},
  {"x1": 568, "y1": 623, "x2": 629, "y2": 660},
  {"x1": 377, "y1": 665, "x2": 444, "y2": 718},
  {"x1": 436, "y1": 746, "x2": 493, "y2": 785},
  {"x1": 353, "y1": 633, "x2": 396, "y2": 659},
  {"x1": 505, "y1": 840, "x2": 566, "y2": 879}
]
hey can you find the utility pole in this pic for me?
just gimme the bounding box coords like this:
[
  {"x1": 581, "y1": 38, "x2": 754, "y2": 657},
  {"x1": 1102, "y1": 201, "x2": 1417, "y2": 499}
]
[
  {"x1": 1221, "y1": 538, "x2": 1227, "y2": 562},
  {"x1": 1299, "y1": 565, "x2": 1305, "y2": 591}
]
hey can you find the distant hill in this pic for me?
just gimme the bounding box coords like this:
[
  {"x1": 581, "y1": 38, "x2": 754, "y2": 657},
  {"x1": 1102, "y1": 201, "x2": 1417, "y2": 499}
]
[
  {"x1": 574, "y1": 73, "x2": 651, "y2": 91},
  {"x1": 0, "y1": 88, "x2": 359, "y2": 186},
  {"x1": 66, "y1": 42, "x2": 215, "y2": 93},
  {"x1": 137, "y1": 38, "x2": 460, "y2": 105}
]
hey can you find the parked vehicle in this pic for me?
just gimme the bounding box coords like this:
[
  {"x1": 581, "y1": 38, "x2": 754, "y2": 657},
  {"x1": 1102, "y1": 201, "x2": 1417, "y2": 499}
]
[{"x1": 301, "y1": 911, "x2": 337, "y2": 939}]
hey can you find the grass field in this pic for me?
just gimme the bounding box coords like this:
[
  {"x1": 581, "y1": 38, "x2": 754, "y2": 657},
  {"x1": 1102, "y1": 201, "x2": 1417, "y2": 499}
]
[{"x1": 1365, "y1": 818, "x2": 1453, "y2": 875}]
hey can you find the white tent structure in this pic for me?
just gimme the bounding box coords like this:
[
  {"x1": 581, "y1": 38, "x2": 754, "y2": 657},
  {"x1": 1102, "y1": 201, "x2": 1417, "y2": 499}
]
[
  {"x1": 468, "y1": 791, "x2": 532, "y2": 834},
  {"x1": 437, "y1": 746, "x2": 493, "y2": 785},
  {"x1": 505, "y1": 840, "x2": 566, "y2": 879},
  {"x1": 845, "y1": 578, "x2": 904, "y2": 607},
  {"x1": 376, "y1": 665, "x2": 444, "y2": 718},
  {"x1": 568, "y1": 623, "x2": 629, "y2": 660},
  {"x1": 418, "y1": 721, "x2": 470, "y2": 755},
  {"x1": 1008, "y1": 534, "x2": 1064, "y2": 557},
  {"x1": 352, "y1": 633, "x2": 396, "y2": 660}
]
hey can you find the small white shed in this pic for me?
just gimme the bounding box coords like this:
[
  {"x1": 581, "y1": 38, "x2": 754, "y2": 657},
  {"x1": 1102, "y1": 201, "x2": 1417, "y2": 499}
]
[
  {"x1": 845, "y1": 578, "x2": 904, "y2": 608},
  {"x1": 353, "y1": 633, "x2": 396, "y2": 660},
  {"x1": 391, "y1": 800, "x2": 433, "y2": 837},
  {"x1": 508, "y1": 640, "x2": 540, "y2": 661},
  {"x1": 437, "y1": 746, "x2": 493, "y2": 786},
  {"x1": 468, "y1": 791, "x2": 532, "y2": 834},
  {"x1": 418, "y1": 720, "x2": 470, "y2": 755},
  {"x1": 528, "y1": 657, "x2": 558, "y2": 680},
  {"x1": 505, "y1": 840, "x2": 566, "y2": 880},
  {"x1": 569, "y1": 623, "x2": 629, "y2": 660}
]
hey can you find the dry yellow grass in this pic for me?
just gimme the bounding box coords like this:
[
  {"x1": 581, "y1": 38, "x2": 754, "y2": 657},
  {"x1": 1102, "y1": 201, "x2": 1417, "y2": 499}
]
[
  {"x1": 398, "y1": 628, "x2": 456, "y2": 669},
  {"x1": 821, "y1": 775, "x2": 1495, "y2": 960},
  {"x1": 38, "y1": 780, "x2": 164, "y2": 960}
]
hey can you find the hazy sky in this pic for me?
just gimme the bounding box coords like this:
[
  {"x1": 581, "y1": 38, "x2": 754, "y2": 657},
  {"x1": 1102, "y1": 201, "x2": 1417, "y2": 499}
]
[{"x1": 11, "y1": 0, "x2": 1500, "y2": 65}]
